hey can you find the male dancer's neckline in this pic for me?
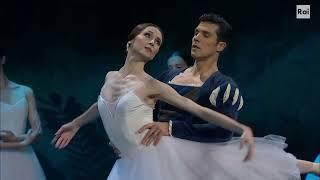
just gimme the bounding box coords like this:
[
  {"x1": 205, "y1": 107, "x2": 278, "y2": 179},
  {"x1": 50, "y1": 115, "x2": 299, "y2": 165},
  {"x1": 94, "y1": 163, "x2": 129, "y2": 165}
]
[
  {"x1": 190, "y1": 64, "x2": 219, "y2": 80},
  {"x1": 169, "y1": 69, "x2": 220, "y2": 88},
  {"x1": 185, "y1": 64, "x2": 219, "y2": 83},
  {"x1": 188, "y1": 57, "x2": 219, "y2": 81}
]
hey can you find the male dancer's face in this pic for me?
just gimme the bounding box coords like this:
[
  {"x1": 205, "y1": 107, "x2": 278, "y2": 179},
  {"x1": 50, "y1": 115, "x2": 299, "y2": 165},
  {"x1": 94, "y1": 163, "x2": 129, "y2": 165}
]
[{"x1": 191, "y1": 22, "x2": 224, "y2": 60}]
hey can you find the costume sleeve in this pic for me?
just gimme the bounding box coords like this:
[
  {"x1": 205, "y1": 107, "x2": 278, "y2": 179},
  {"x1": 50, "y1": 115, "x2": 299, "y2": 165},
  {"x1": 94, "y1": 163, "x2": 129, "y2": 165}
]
[
  {"x1": 208, "y1": 82, "x2": 244, "y2": 119},
  {"x1": 171, "y1": 82, "x2": 244, "y2": 142}
]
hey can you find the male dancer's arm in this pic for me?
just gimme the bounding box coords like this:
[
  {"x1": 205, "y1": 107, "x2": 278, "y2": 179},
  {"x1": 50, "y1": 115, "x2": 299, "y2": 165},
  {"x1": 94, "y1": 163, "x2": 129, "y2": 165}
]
[
  {"x1": 139, "y1": 78, "x2": 253, "y2": 161},
  {"x1": 143, "y1": 77, "x2": 244, "y2": 144},
  {"x1": 170, "y1": 81, "x2": 244, "y2": 142}
]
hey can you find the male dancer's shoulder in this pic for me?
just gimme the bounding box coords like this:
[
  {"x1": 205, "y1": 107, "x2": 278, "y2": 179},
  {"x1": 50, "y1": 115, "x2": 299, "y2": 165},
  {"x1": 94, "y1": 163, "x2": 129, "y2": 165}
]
[{"x1": 213, "y1": 72, "x2": 239, "y2": 89}]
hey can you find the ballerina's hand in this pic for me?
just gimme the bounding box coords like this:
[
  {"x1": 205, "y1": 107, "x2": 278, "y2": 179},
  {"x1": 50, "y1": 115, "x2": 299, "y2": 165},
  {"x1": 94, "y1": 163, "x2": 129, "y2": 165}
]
[
  {"x1": 21, "y1": 129, "x2": 34, "y2": 146},
  {"x1": 0, "y1": 130, "x2": 19, "y2": 142},
  {"x1": 51, "y1": 121, "x2": 80, "y2": 149},
  {"x1": 240, "y1": 126, "x2": 255, "y2": 162}
]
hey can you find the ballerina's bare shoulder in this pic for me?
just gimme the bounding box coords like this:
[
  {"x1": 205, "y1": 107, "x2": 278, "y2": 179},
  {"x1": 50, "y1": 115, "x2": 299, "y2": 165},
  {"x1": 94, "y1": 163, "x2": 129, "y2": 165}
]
[{"x1": 100, "y1": 71, "x2": 156, "y2": 108}]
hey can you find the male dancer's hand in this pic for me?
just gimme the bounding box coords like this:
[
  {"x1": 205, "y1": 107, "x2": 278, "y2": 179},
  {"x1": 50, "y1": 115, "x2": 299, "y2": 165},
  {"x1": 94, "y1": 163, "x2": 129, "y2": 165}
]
[{"x1": 137, "y1": 122, "x2": 169, "y2": 146}]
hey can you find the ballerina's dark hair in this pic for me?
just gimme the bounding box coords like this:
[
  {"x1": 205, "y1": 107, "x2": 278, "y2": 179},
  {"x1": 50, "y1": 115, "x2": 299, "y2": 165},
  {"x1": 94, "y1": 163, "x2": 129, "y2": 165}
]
[{"x1": 128, "y1": 23, "x2": 164, "y2": 44}]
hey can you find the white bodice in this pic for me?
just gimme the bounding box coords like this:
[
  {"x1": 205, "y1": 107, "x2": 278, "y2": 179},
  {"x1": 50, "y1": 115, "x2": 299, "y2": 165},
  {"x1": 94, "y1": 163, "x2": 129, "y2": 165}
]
[{"x1": 98, "y1": 91, "x2": 153, "y2": 158}]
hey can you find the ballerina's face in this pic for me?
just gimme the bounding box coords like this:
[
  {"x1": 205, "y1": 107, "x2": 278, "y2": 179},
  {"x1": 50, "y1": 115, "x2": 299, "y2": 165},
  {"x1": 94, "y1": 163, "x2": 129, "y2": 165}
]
[{"x1": 129, "y1": 26, "x2": 163, "y2": 61}]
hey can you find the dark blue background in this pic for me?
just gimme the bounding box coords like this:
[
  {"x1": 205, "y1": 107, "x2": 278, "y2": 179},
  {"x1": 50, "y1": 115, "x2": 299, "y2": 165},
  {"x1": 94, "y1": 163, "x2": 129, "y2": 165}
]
[{"x1": 1, "y1": 0, "x2": 319, "y2": 179}]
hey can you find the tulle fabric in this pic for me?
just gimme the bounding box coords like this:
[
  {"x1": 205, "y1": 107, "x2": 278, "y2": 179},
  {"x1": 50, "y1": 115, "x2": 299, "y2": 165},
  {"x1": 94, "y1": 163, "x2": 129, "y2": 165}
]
[{"x1": 98, "y1": 91, "x2": 300, "y2": 180}]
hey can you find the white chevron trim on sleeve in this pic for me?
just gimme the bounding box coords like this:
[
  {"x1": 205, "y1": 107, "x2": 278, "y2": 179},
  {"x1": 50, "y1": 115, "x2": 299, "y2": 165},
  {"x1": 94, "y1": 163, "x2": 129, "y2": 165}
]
[
  {"x1": 223, "y1": 83, "x2": 231, "y2": 103},
  {"x1": 232, "y1": 88, "x2": 240, "y2": 105},
  {"x1": 209, "y1": 86, "x2": 220, "y2": 107},
  {"x1": 237, "y1": 96, "x2": 244, "y2": 111}
]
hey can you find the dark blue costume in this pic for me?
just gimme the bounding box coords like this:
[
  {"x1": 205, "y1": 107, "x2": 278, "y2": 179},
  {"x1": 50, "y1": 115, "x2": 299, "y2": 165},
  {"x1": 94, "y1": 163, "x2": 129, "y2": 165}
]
[{"x1": 154, "y1": 68, "x2": 244, "y2": 142}]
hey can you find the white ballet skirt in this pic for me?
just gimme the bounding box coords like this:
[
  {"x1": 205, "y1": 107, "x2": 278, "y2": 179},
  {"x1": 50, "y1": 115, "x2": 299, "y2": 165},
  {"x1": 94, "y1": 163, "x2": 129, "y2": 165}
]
[
  {"x1": 97, "y1": 91, "x2": 301, "y2": 180},
  {"x1": 0, "y1": 98, "x2": 46, "y2": 180}
]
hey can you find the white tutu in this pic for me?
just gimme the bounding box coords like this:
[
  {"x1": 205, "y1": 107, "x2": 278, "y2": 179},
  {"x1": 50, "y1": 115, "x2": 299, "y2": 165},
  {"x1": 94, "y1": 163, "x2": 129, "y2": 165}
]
[
  {"x1": 108, "y1": 135, "x2": 300, "y2": 180},
  {"x1": 98, "y1": 91, "x2": 300, "y2": 180}
]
